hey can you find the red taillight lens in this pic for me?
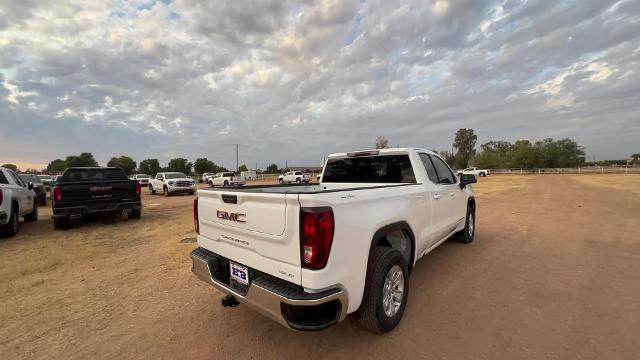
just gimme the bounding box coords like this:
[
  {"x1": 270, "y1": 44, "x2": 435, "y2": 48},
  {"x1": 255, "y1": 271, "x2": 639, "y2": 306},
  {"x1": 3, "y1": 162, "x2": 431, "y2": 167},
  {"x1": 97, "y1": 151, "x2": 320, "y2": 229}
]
[
  {"x1": 300, "y1": 207, "x2": 334, "y2": 270},
  {"x1": 53, "y1": 186, "x2": 62, "y2": 202},
  {"x1": 135, "y1": 182, "x2": 141, "y2": 197},
  {"x1": 194, "y1": 197, "x2": 199, "y2": 234}
]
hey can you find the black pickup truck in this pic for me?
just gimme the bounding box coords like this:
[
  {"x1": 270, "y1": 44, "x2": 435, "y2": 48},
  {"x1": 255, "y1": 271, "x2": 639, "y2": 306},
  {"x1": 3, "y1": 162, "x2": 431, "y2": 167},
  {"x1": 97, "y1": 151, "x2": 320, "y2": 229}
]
[{"x1": 52, "y1": 167, "x2": 142, "y2": 229}]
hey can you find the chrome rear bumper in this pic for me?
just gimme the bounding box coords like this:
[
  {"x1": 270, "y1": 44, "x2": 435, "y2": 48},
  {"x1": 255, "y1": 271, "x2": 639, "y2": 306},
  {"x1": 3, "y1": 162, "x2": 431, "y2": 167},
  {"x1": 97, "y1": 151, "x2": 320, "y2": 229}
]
[{"x1": 191, "y1": 247, "x2": 348, "y2": 330}]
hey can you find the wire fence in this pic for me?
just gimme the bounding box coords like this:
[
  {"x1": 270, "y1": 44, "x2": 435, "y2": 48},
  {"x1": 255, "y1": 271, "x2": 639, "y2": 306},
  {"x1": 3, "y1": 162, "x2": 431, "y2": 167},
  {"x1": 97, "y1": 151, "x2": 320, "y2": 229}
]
[{"x1": 487, "y1": 167, "x2": 640, "y2": 175}]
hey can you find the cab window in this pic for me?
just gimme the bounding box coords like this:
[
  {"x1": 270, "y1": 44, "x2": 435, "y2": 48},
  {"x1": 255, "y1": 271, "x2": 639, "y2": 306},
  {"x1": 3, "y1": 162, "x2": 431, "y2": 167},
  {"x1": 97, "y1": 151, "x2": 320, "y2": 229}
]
[
  {"x1": 418, "y1": 154, "x2": 438, "y2": 184},
  {"x1": 430, "y1": 156, "x2": 456, "y2": 185}
]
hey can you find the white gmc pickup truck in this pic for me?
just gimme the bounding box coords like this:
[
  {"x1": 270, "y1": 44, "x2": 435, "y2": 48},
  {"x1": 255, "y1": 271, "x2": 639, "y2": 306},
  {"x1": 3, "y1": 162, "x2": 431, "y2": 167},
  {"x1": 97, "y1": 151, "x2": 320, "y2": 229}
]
[{"x1": 191, "y1": 148, "x2": 477, "y2": 333}]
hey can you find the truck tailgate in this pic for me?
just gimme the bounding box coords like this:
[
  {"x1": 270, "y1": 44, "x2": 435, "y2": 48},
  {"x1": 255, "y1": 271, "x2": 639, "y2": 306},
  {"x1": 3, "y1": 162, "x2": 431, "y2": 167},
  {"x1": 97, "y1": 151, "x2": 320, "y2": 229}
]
[{"x1": 197, "y1": 190, "x2": 302, "y2": 285}]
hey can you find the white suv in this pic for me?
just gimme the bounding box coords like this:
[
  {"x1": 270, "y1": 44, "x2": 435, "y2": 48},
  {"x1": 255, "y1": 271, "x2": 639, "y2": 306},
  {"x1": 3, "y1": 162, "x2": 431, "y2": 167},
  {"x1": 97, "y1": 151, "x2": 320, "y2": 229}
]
[{"x1": 0, "y1": 167, "x2": 39, "y2": 237}]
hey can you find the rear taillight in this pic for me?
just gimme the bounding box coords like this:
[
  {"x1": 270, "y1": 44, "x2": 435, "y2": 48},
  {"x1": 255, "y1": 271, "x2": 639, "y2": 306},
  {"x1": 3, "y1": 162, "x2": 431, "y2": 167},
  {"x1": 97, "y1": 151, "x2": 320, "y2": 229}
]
[
  {"x1": 135, "y1": 182, "x2": 141, "y2": 197},
  {"x1": 53, "y1": 186, "x2": 62, "y2": 202},
  {"x1": 194, "y1": 197, "x2": 199, "y2": 234},
  {"x1": 300, "y1": 207, "x2": 334, "y2": 270}
]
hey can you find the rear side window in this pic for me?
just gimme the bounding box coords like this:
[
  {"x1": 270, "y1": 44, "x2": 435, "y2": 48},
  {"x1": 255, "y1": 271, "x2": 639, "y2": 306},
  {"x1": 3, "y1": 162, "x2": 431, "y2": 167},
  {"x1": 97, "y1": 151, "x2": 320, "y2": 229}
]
[
  {"x1": 419, "y1": 154, "x2": 438, "y2": 184},
  {"x1": 0, "y1": 171, "x2": 8, "y2": 185},
  {"x1": 322, "y1": 155, "x2": 416, "y2": 183},
  {"x1": 430, "y1": 156, "x2": 456, "y2": 185},
  {"x1": 61, "y1": 168, "x2": 129, "y2": 182}
]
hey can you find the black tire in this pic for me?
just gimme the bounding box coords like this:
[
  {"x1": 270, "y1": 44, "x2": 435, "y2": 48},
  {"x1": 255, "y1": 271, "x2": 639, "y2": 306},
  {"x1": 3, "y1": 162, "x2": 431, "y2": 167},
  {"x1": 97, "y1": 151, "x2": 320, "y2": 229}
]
[
  {"x1": 1, "y1": 208, "x2": 19, "y2": 237},
  {"x1": 278, "y1": 178, "x2": 283, "y2": 184},
  {"x1": 149, "y1": 185, "x2": 156, "y2": 195},
  {"x1": 128, "y1": 209, "x2": 141, "y2": 220},
  {"x1": 296, "y1": 178, "x2": 301, "y2": 183},
  {"x1": 163, "y1": 187, "x2": 170, "y2": 196},
  {"x1": 454, "y1": 205, "x2": 475, "y2": 244},
  {"x1": 359, "y1": 247, "x2": 410, "y2": 333},
  {"x1": 208, "y1": 181, "x2": 213, "y2": 188},
  {"x1": 480, "y1": 172, "x2": 486, "y2": 177},
  {"x1": 24, "y1": 201, "x2": 38, "y2": 222},
  {"x1": 223, "y1": 181, "x2": 228, "y2": 187},
  {"x1": 53, "y1": 217, "x2": 70, "y2": 230}
]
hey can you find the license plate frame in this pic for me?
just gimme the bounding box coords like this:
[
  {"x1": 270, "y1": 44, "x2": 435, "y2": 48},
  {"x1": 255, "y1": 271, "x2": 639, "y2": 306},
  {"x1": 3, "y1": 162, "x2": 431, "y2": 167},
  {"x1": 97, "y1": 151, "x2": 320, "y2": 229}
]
[{"x1": 229, "y1": 261, "x2": 249, "y2": 285}]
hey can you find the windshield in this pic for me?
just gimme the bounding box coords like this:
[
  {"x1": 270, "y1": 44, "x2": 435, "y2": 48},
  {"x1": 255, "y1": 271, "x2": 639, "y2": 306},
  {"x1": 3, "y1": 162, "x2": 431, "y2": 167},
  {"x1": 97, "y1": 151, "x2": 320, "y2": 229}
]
[
  {"x1": 322, "y1": 155, "x2": 416, "y2": 183},
  {"x1": 37, "y1": 175, "x2": 52, "y2": 180},
  {"x1": 223, "y1": 172, "x2": 236, "y2": 177},
  {"x1": 135, "y1": 174, "x2": 150, "y2": 179},
  {"x1": 19, "y1": 174, "x2": 43, "y2": 184},
  {"x1": 165, "y1": 173, "x2": 188, "y2": 179}
]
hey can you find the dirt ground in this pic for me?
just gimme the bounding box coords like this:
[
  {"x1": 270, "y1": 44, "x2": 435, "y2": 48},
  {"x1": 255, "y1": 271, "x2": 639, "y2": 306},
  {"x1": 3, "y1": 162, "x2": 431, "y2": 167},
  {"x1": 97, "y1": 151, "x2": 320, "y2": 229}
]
[{"x1": 1, "y1": 175, "x2": 639, "y2": 360}]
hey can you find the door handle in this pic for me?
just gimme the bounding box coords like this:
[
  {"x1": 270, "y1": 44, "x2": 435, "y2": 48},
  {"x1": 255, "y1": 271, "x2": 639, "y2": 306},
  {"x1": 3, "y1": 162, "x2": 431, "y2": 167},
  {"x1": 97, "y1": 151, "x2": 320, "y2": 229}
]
[{"x1": 433, "y1": 194, "x2": 441, "y2": 199}]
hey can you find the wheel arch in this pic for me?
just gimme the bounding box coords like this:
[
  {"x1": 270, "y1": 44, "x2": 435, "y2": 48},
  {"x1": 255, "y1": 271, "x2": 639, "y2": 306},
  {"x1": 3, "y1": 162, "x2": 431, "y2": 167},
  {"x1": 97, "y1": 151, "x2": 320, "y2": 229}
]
[{"x1": 367, "y1": 221, "x2": 416, "y2": 275}]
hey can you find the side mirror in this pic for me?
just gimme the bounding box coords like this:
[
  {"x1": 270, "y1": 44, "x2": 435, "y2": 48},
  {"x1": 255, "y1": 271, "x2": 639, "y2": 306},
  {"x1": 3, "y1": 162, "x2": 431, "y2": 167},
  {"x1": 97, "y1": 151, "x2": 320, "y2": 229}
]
[
  {"x1": 28, "y1": 182, "x2": 34, "y2": 190},
  {"x1": 459, "y1": 174, "x2": 477, "y2": 188}
]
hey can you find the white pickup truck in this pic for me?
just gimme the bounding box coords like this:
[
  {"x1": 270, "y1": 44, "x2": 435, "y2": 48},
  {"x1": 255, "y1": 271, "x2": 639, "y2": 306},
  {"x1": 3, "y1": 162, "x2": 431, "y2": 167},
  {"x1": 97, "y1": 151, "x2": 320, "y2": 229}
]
[
  {"x1": 191, "y1": 148, "x2": 477, "y2": 333},
  {"x1": 278, "y1": 171, "x2": 311, "y2": 184},
  {"x1": 208, "y1": 172, "x2": 246, "y2": 187},
  {"x1": 1, "y1": 167, "x2": 39, "y2": 237},
  {"x1": 457, "y1": 167, "x2": 489, "y2": 177},
  {"x1": 148, "y1": 172, "x2": 195, "y2": 196}
]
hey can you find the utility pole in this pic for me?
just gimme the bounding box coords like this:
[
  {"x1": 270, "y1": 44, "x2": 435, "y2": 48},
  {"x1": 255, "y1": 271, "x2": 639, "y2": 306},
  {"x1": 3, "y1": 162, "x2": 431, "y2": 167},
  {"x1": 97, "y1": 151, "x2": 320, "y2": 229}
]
[
  {"x1": 235, "y1": 144, "x2": 239, "y2": 172},
  {"x1": 285, "y1": 160, "x2": 288, "y2": 170}
]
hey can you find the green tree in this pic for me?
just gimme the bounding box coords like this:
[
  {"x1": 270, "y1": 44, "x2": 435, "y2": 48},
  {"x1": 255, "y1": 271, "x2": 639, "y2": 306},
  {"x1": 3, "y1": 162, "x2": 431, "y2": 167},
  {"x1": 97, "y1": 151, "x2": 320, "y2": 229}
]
[
  {"x1": 47, "y1": 159, "x2": 68, "y2": 172},
  {"x1": 65, "y1": 152, "x2": 99, "y2": 167},
  {"x1": 238, "y1": 164, "x2": 248, "y2": 172},
  {"x1": 453, "y1": 128, "x2": 477, "y2": 169},
  {"x1": 266, "y1": 163, "x2": 279, "y2": 173},
  {"x1": 533, "y1": 138, "x2": 584, "y2": 168},
  {"x1": 511, "y1": 140, "x2": 536, "y2": 169},
  {"x1": 193, "y1": 158, "x2": 216, "y2": 174},
  {"x1": 375, "y1": 136, "x2": 389, "y2": 149},
  {"x1": 473, "y1": 141, "x2": 513, "y2": 169},
  {"x1": 138, "y1": 159, "x2": 161, "y2": 175},
  {"x1": 632, "y1": 153, "x2": 640, "y2": 165},
  {"x1": 107, "y1": 155, "x2": 137, "y2": 175},
  {"x1": 1, "y1": 164, "x2": 18, "y2": 171},
  {"x1": 167, "y1": 158, "x2": 192, "y2": 174}
]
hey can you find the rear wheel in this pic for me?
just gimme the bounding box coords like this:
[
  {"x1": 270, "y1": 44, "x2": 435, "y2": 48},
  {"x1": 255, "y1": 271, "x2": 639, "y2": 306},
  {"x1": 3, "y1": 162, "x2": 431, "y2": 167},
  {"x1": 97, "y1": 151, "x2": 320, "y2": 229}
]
[
  {"x1": 278, "y1": 178, "x2": 283, "y2": 184},
  {"x1": 0, "y1": 208, "x2": 19, "y2": 237},
  {"x1": 359, "y1": 247, "x2": 409, "y2": 333},
  {"x1": 149, "y1": 185, "x2": 156, "y2": 195},
  {"x1": 223, "y1": 181, "x2": 228, "y2": 187},
  {"x1": 480, "y1": 172, "x2": 486, "y2": 177},
  {"x1": 128, "y1": 209, "x2": 141, "y2": 220},
  {"x1": 296, "y1": 178, "x2": 301, "y2": 183},
  {"x1": 24, "y1": 201, "x2": 38, "y2": 222},
  {"x1": 53, "y1": 217, "x2": 70, "y2": 230}
]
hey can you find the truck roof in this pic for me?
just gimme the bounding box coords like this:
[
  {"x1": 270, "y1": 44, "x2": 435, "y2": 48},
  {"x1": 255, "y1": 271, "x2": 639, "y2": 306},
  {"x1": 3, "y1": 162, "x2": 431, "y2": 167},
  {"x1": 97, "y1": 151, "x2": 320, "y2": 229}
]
[{"x1": 327, "y1": 147, "x2": 435, "y2": 159}]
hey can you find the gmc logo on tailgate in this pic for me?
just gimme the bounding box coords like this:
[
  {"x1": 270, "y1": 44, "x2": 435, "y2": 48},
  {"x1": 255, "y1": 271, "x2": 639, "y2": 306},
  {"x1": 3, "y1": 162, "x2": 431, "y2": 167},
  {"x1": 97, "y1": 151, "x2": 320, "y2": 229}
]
[{"x1": 217, "y1": 210, "x2": 246, "y2": 223}]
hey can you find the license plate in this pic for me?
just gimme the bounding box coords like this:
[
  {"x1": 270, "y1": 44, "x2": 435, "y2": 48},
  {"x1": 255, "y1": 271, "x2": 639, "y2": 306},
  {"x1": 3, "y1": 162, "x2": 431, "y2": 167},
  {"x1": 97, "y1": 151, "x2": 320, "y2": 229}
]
[{"x1": 229, "y1": 262, "x2": 249, "y2": 285}]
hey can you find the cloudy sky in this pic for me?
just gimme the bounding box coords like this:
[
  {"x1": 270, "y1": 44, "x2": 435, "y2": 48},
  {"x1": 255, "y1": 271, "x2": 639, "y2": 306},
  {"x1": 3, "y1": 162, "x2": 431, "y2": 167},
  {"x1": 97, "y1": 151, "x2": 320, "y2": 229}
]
[{"x1": 1, "y1": 0, "x2": 639, "y2": 170}]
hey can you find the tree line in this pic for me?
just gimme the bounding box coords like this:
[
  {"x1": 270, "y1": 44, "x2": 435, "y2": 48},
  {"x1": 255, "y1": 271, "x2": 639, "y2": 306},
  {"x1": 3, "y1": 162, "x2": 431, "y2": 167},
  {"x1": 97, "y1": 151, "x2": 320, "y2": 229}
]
[
  {"x1": 377, "y1": 129, "x2": 637, "y2": 170},
  {"x1": 445, "y1": 128, "x2": 587, "y2": 169},
  {"x1": 41, "y1": 154, "x2": 240, "y2": 176}
]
